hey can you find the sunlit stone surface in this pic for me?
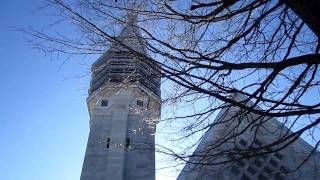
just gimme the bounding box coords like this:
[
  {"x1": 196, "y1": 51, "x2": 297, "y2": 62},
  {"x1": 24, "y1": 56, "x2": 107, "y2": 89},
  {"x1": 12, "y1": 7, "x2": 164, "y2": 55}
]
[{"x1": 80, "y1": 14, "x2": 160, "y2": 180}]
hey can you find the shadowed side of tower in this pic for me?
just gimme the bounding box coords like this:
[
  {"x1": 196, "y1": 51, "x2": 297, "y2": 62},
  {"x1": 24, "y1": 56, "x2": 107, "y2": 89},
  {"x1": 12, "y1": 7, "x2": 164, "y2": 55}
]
[
  {"x1": 80, "y1": 14, "x2": 161, "y2": 180},
  {"x1": 177, "y1": 93, "x2": 320, "y2": 180}
]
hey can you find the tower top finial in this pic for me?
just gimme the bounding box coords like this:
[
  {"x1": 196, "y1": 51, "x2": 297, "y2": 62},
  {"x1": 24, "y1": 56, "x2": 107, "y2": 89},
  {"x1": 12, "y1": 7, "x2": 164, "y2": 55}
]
[
  {"x1": 91, "y1": 10, "x2": 147, "y2": 69},
  {"x1": 127, "y1": 10, "x2": 138, "y2": 25}
]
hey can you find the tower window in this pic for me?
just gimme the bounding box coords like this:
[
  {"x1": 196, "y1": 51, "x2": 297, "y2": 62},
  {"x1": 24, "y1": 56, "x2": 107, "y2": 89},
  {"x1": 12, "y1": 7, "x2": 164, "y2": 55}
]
[
  {"x1": 231, "y1": 166, "x2": 240, "y2": 175},
  {"x1": 253, "y1": 139, "x2": 263, "y2": 147},
  {"x1": 106, "y1": 138, "x2": 110, "y2": 149},
  {"x1": 269, "y1": 158, "x2": 278, "y2": 167},
  {"x1": 239, "y1": 139, "x2": 247, "y2": 147},
  {"x1": 126, "y1": 138, "x2": 130, "y2": 149},
  {"x1": 280, "y1": 166, "x2": 289, "y2": 174},
  {"x1": 263, "y1": 166, "x2": 273, "y2": 174},
  {"x1": 275, "y1": 173, "x2": 284, "y2": 180},
  {"x1": 236, "y1": 160, "x2": 245, "y2": 168},
  {"x1": 258, "y1": 174, "x2": 268, "y2": 180},
  {"x1": 110, "y1": 78, "x2": 122, "y2": 82},
  {"x1": 240, "y1": 174, "x2": 250, "y2": 180},
  {"x1": 247, "y1": 165, "x2": 257, "y2": 175},
  {"x1": 101, "y1": 99, "x2": 108, "y2": 107},
  {"x1": 137, "y1": 99, "x2": 143, "y2": 107},
  {"x1": 274, "y1": 152, "x2": 283, "y2": 160},
  {"x1": 253, "y1": 158, "x2": 262, "y2": 167}
]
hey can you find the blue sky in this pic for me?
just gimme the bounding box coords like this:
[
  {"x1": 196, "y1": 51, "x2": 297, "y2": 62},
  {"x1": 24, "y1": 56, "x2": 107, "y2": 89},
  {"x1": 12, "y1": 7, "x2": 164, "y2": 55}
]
[{"x1": 0, "y1": 1, "x2": 92, "y2": 179}]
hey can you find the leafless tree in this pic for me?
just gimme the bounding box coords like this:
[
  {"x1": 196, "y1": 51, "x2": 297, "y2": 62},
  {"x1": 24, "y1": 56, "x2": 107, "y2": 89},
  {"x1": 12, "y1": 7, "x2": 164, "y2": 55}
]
[{"x1": 22, "y1": 0, "x2": 320, "y2": 177}]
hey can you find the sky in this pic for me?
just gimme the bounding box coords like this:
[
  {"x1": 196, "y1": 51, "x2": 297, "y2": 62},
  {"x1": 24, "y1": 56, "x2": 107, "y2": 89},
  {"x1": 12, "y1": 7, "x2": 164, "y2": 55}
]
[
  {"x1": 1, "y1": 1, "x2": 319, "y2": 180},
  {"x1": 0, "y1": 1, "x2": 180, "y2": 180},
  {"x1": 0, "y1": 1, "x2": 94, "y2": 180}
]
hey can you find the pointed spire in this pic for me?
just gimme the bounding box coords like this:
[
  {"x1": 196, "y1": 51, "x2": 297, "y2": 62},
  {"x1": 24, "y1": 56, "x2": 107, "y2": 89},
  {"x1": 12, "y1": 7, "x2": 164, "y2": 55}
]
[
  {"x1": 118, "y1": 11, "x2": 139, "y2": 38},
  {"x1": 111, "y1": 10, "x2": 146, "y2": 54},
  {"x1": 127, "y1": 10, "x2": 138, "y2": 26},
  {"x1": 92, "y1": 11, "x2": 147, "y2": 68}
]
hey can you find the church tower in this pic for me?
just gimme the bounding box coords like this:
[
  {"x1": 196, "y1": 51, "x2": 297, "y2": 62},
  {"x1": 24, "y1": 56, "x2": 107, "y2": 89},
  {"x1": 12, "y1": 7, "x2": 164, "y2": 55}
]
[{"x1": 80, "y1": 14, "x2": 161, "y2": 180}]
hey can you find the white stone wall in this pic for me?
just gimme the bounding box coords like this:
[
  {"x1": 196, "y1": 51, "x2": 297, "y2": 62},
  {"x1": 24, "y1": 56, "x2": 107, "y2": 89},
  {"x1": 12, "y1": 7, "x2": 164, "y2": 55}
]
[{"x1": 81, "y1": 87, "x2": 160, "y2": 180}]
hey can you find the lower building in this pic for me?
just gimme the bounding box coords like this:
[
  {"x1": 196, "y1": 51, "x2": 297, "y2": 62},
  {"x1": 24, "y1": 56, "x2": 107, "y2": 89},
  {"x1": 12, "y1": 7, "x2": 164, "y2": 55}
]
[{"x1": 177, "y1": 93, "x2": 320, "y2": 180}]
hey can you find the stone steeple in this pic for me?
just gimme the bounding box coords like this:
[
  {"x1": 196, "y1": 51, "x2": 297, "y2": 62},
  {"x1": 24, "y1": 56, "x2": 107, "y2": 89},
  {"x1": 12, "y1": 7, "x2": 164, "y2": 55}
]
[
  {"x1": 80, "y1": 12, "x2": 160, "y2": 180},
  {"x1": 88, "y1": 12, "x2": 160, "y2": 97},
  {"x1": 92, "y1": 12, "x2": 146, "y2": 69}
]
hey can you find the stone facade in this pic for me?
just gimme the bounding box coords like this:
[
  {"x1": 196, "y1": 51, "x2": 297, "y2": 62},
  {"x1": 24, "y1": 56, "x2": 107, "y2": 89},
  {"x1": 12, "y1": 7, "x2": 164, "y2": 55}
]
[
  {"x1": 80, "y1": 14, "x2": 160, "y2": 180},
  {"x1": 177, "y1": 93, "x2": 320, "y2": 180}
]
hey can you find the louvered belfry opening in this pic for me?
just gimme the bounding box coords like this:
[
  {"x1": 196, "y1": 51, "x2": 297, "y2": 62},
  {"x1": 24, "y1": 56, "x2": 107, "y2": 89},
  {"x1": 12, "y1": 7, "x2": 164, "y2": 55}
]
[{"x1": 89, "y1": 12, "x2": 160, "y2": 97}]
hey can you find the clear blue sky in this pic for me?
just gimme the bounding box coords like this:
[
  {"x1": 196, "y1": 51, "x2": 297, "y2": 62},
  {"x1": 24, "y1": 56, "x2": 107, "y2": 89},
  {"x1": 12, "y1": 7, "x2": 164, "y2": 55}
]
[{"x1": 0, "y1": 1, "x2": 92, "y2": 179}]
